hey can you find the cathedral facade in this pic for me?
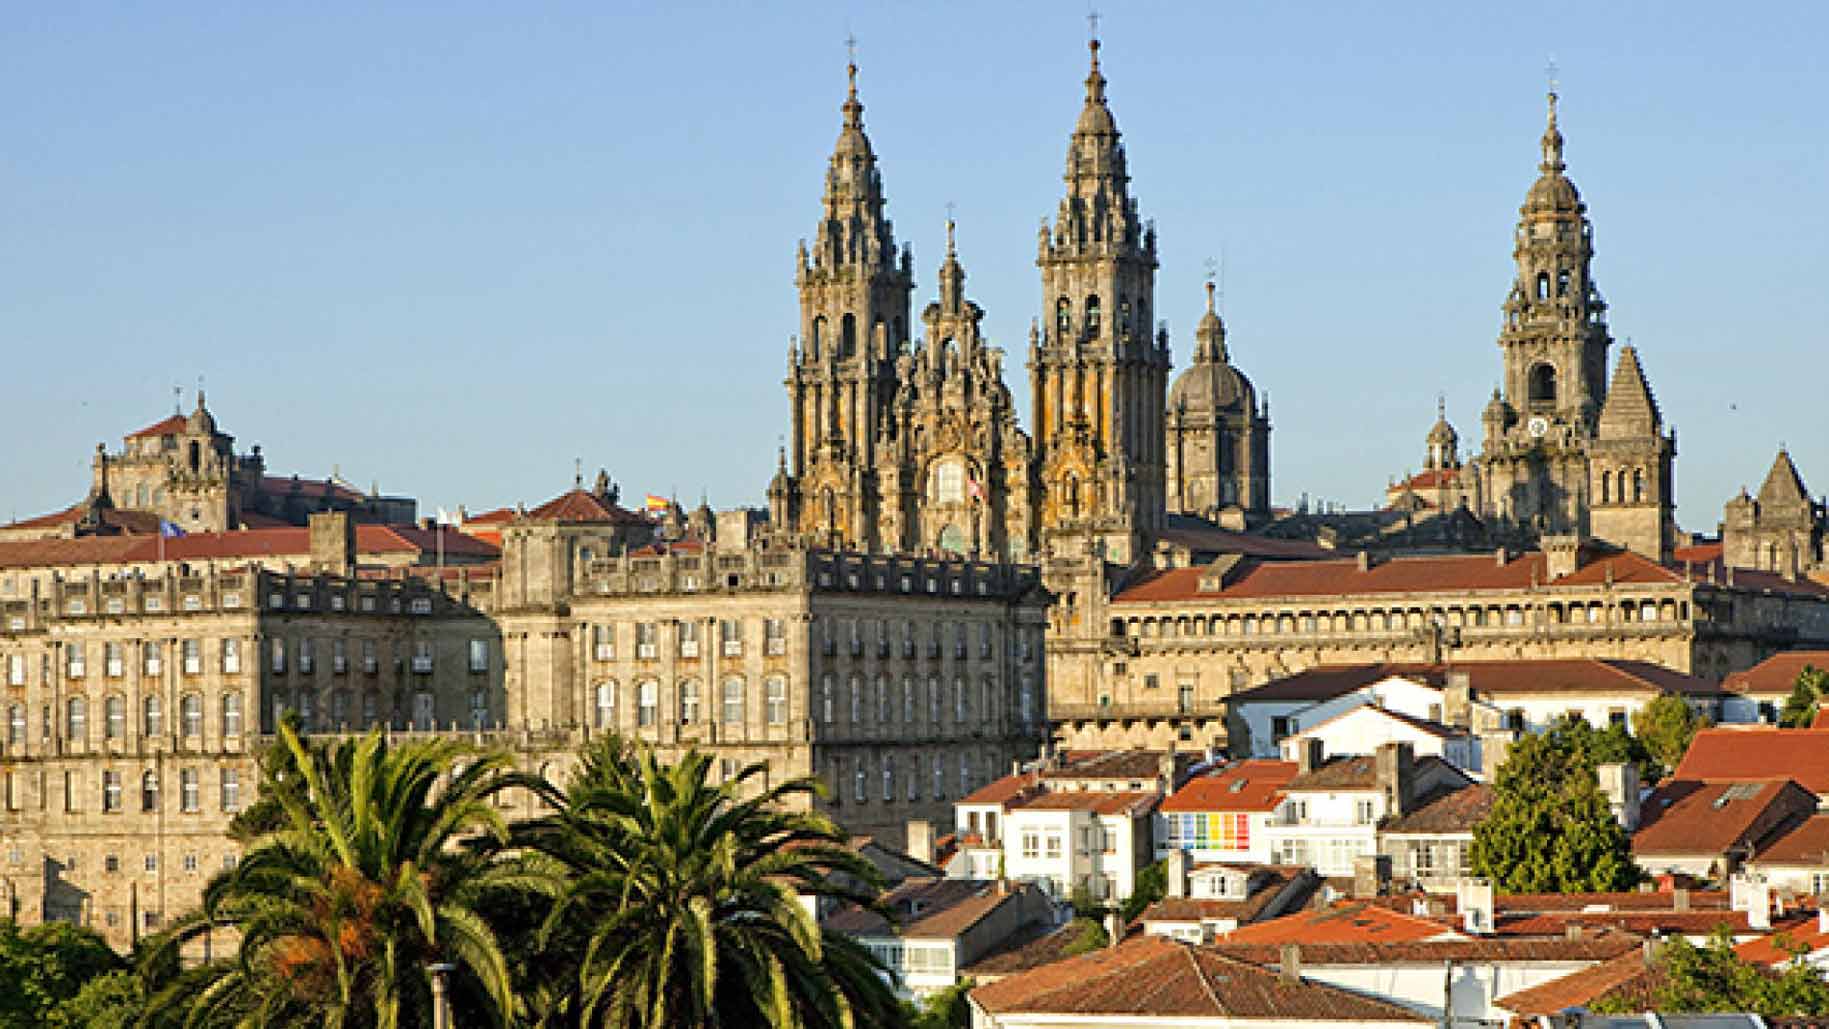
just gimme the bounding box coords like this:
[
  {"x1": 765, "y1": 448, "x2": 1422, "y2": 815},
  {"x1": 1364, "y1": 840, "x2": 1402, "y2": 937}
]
[{"x1": 770, "y1": 42, "x2": 1271, "y2": 568}]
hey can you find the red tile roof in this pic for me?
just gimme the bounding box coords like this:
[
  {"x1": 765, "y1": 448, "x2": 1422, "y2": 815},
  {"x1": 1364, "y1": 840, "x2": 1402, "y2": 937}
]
[
  {"x1": 1014, "y1": 791, "x2": 1161, "y2": 817},
  {"x1": 1212, "y1": 935, "x2": 1638, "y2": 966},
  {"x1": 957, "y1": 770, "x2": 1043, "y2": 808},
  {"x1": 1754, "y1": 814, "x2": 1829, "y2": 866},
  {"x1": 1724, "y1": 651, "x2": 1829, "y2": 697},
  {"x1": 1115, "y1": 546, "x2": 1829, "y2": 603},
  {"x1": 1232, "y1": 659, "x2": 1724, "y2": 705},
  {"x1": 1674, "y1": 728, "x2": 1829, "y2": 796},
  {"x1": 1381, "y1": 784, "x2": 1495, "y2": 835},
  {"x1": 1219, "y1": 900, "x2": 1460, "y2": 945},
  {"x1": 0, "y1": 524, "x2": 498, "y2": 570},
  {"x1": 823, "y1": 878, "x2": 1021, "y2": 940},
  {"x1": 970, "y1": 935, "x2": 1429, "y2": 1022},
  {"x1": 525, "y1": 488, "x2": 648, "y2": 525},
  {"x1": 1736, "y1": 916, "x2": 1829, "y2": 967},
  {"x1": 126, "y1": 414, "x2": 188, "y2": 439},
  {"x1": 1138, "y1": 867, "x2": 1314, "y2": 926},
  {"x1": 1392, "y1": 468, "x2": 1462, "y2": 492},
  {"x1": 1632, "y1": 779, "x2": 1816, "y2": 857},
  {"x1": 1162, "y1": 760, "x2": 1298, "y2": 814},
  {"x1": 258, "y1": 476, "x2": 367, "y2": 502},
  {"x1": 1495, "y1": 949, "x2": 1659, "y2": 1014},
  {"x1": 1674, "y1": 541, "x2": 1725, "y2": 565}
]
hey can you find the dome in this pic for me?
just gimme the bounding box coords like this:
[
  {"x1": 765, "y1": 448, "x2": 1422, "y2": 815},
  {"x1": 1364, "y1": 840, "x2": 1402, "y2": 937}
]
[
  {"x1": 1523, "y1": 171, "x2": 1582, "y2": 216},
  {"x1": 1168, "y1": 360, "x2": 1254, "y2": 416},
  {"x1": 1427, "y1": 414, "x2": 1458, "y2": 446}
]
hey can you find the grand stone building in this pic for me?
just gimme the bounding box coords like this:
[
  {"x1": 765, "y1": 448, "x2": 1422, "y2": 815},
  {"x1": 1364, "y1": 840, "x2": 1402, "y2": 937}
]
[{"x1": 772, "y1": 41, "x2": 1270, "y2": 567}]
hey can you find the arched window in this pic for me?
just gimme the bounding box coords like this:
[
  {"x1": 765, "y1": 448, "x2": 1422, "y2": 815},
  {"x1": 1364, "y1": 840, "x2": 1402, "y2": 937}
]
[
  {"x1": 1536, "y1": 272, "x2": 1550, "y2": 300},
  {"x1": 222, "y1": 692, "x2": 242, "y2": 736},
  {"x1": 1528, "y1": 363, "x2": 1557, "y2": 404},
  {"x1": 1055, "y1": 297, "x2": 1071, "y2": 336},
  {"x1": 1633, "y1": 469, "x2": 1646, "y2": 503},
  {"x1": 105, "y1": 696, "x2": 125, "y2": 740},
  {"x1": 1085, "y1": 295, "x2": 1102, "y2": 335},
  {"x1": 841, "y1": 313, "x2": 857, "y2": 358},
  {"x1": 181, "y1": 693, "x2": 203, "y2": 737},
  {"x1": 810, "y1": 315, "x2": 827, "y2": 358},
  {"x1": 1600, "y1": 470, "x2": 1612, "y2": 503},
  {"x1": 144, "y1": 696, "x2": 161, "y2": 737},
  {"x1": 1556, "y1": 269, "x2": 1571, "y2": 296}
]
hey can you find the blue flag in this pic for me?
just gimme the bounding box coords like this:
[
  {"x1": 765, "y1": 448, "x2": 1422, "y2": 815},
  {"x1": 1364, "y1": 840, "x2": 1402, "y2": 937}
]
[{"x1": 158, "y1": 520, "x2": 186, "y2": 538}]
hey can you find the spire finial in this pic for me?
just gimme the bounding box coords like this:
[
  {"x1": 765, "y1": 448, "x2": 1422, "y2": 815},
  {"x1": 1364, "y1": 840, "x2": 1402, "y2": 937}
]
[
  {"x1": 840, "y1": 33, "x2": 863, "y2": 130},
  {"x1": 1437, "y1": 392, "x2": 1446, "y2": 420},
  {"x1": 1083, "y1": 8, "x2": 1105, "y2": 101},
  {"x1": 1540, "y1": 59, "x2": 1565, "y2": 173},
  {"x1": 172, "y1": 384, "x2": 182, "y2": 415},
  {"x1": 846, "y1": 32, "x2": 858, "y2": 100},
  {"x1": 574, "y1": 457, "x2": 582, "y2": 488},
  {"x1": 945, "y1": 201, "x2": 957, "y2": 257}
]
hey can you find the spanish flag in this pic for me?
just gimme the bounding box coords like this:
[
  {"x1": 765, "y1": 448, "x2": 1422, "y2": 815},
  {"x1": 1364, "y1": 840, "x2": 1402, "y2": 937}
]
[{"x1": 644, "y1": 494, "x2": 671, "y2": 514}]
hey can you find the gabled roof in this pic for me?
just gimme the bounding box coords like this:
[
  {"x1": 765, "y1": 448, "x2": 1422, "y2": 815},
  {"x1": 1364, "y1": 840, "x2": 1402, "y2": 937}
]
[
  {"x1": 1212, "y1": 935, "x2": 1640, "y2": 966},
  {"x1": 1013, "y1": 791, "x2": 1161, "y2": 817},
  {"x1": 823, "y1": 878, "x2": 1019, "y2": 940},
  {"x1": 1219, "y1": 900, "x2": 1462, "y2": 945},
  {"x1": 970, "y1": 935, "x2": 1429, "y2": 1023},
  {"x1": 1295, "y1": 701, "x2": 1463, "y2": 741},
  {"x1": 1230, "y1": 659, "x2": 1725, "y2": 706},
  {"x1": 1283, "y1": 754, "x2": 1465, "y2": 794},
  {"x1": 1381, "y1": 784, "x2": 1495, "y2": 835},
  {"x1": 1674, "y1": 728, "x2": 1829, "y2": 796},
  {"x1": 1753, "y1": 814, "x2": 1829, "y2": 866},
  {"x1": 1631, "y1": 779, "x2": 1815, "y2": 857},
  {"x1": 1597, "y1": 344, "x2": 1663, "y2": 436},
  {"x1": 1495, "y1": 949, "x2": 1660, "y2": 1014},
  {"x1": 1723, "y1": 651, "x2": 1829, "y2": 697},
  {"x1": 126, "y1": 414, "x2": 189, "y2": 439},
  {"x1": 524, "y1": 488, "x2": 648, "y2": 525},
  {"x1": 956, "y1": 770, "x2": 1042, "y2": 808},
  {"x1": 1758, "y1": 448, "x2": 1812, "y2": 507},
  {"x1": 1161, "y1": 760, "x2": 1297, "y2": 814},
  {"x1": 1137, "y1": 866, "x2": 1314, "y2": 926},
  {"x1": 0, "y1": 524, "x2": 498, "y2": 570}
]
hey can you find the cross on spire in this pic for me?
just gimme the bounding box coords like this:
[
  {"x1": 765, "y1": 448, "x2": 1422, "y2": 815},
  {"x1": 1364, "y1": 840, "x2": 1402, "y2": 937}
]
[
  {"x1": 1088, "y1": 7, "x2": 1100, "y2": 43},
  {"x1": 1546, "y1": 54, "x2": 1559, "y2": 97}
]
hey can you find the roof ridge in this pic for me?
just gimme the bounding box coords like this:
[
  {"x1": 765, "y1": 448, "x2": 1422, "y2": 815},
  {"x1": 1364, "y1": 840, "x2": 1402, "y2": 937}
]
[{"x1": 1187, "y1": 942, "x2": 1226, "y2": 1014}]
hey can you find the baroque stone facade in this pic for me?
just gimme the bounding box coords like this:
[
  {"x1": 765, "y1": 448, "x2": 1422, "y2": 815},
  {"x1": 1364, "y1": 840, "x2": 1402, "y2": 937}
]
[{"x1": 771, "y1": 42, "x2": 1270, "y2": 567}]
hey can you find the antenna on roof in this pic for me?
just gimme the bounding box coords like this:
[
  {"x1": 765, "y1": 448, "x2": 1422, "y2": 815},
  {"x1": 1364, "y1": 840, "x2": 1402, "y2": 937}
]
[{"x1": 173, "y1": 384, "x2": 182, "y2": 414}]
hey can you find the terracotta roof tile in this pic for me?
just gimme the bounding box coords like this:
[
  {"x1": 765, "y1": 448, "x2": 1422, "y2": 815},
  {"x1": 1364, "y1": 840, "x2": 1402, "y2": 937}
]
[
  {"x1": 959, "y1": 922, "x2": 1082, "y2": 978},
  {"x1": 1495, "y1": 949, "x2": 1659, "y2": 1014},
  {"x1": 1162, "y1": 760, "x2": 1298, "y2": 813},
  {"x1": 1632, "y1": 779, "x2": 1816, "y2": 857},
  {"x1": 126, "y1": 414, "x2": 188, "y2": 439},
  {"x1": 1231, "y1": 659, "x2": 1724, "y2": 705},
  {"x1": 1212, "y1": 935, "x2": 1641, "y2": 967},
  {"x1": 525, "y1": 488, "x2": 648, "y2": 525},
  {"x1": 1381, "y1": 784, "x2": 1495, "y2": 834},
  {"x1": 1219, "y1": 900, "x2": 1461, "y2": 945},
  {"x1": 1736, "y1": 916, "x2": 1829, "y2": 967},
  {"x1": 824, "y1": 878, "x2": 1012, "y2": 939},
  {"x1": 970, "y1": 935, "x2": 1429, "y2": 1022},
  {"x1": 1138, "y1": 867, "x2": 1314, "y2": 926},
  {"x1": 1724, "y1": 651, "x2": 1829, "y2": 697},
  {"x1": 1755, "y1": 814, "x2": 1829, "y2": 866},
  {"x1": 1014, "y1": 791, "x2": 1161, "y2": 817},
  {"x1": 958, "y1": 770, "x2": 1042, "y2": 808},
  {"x1": 0, "y1": 524, "x2": 498, "y2": 570},
  {"x1": 1674, "y1": 728, "x2": 1829, "y2": 796}
]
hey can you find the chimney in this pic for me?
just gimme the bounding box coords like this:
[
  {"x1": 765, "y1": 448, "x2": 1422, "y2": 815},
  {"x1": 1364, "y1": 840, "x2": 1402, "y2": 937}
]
[
  {"x1": 1565, "y1": 924, "x2": 1583, "y2": 941},
  {"x1": 1159, "y1": 746, "x2": 1179, "y2": 792},
  {"x1": 1673, "y1": 888, "x2": 1690, "y2": 912},
  {"x1": 1543, "y1": 534, "x2": 1582, "y2": 580},
  {"x1": 1297, "y1": 738, "x2": 1326, "y2": 775},
  {"x1": 1494, "y1": 546, "x2": 1509, "y2": 566},
  {"x1": 905, "y1": 820, "x2": 934, "y2": 867},
  {"x1": 1351, "y1": 854, "x2": 1392, "y2": 898},
  {"x1": 308, "y1": 511, "x2": 357, "y2": 575},
  {"x1": 1356, "y1": 550, "x2": 1372, "y2": 572},
  {"x1": 1443, "y1": 671, "x2": 1473, "y2": 728},
  {"x1": 1595, "y1": 763, "x2": 1641, "y2": 832},
  {"x1": 1458, "y1": 877, "x2": 1494, "y2": 935},
  {"x1": 1375, "y1": 742, "x2": 1415, "y2": 818},
  {"x1": 1278, "y1": 943, "x2": 1302, "y2": 985},
  {"x1": 1479, "y1": 731, "x2": 1515, "y2": 778},
  {"x1": 1166, "y1": 849, "x2": 1189, "y2": 899},
  {"x1": 1732, "y1": 874, "x2": 1773, "y2": 931},
  {"x1": 1819, "y1": 906, "x2": 1829, "y2": 935},
  {"x1": 1104, "y1": 909, "x2": 1123, "y2": 949}
]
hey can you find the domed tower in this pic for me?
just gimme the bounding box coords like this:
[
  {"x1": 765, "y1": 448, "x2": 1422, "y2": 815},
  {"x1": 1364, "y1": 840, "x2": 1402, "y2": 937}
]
[
  {"x1": 781, "y1": 57, "x2": 915, "y2": 550},
  {"x1": 1028, "y1": 33, "x2": 1169, "y2": 564},
  {"x1": 1425, "y1": 397, "x2": 1459, "y2": 472},
  {"x1": 1165, "y1": 281, "x2": 1270, "y2": 519},
  {"x1": 165, "y1": 391, "x2": 241, "y2": 532},
  {"x1": 1478, "y1": 89, "x2": 1614, "y2": 540}
]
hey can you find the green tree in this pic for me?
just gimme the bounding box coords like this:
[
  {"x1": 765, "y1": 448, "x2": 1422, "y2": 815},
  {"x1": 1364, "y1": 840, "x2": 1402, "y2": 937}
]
[
  {"x1": 1470, "y1": 727, "x2": 1639, "y2": 892},
  {"x1": 908, "y1": 979, "x2": 974, "y2": 1029},
  {"x1": 0, "y1": 920, "x2": 126, "y2": 1028},
  {"x1": 45, "y1": 968, "x2": 143, "y2": 1029},
  {"x1": 1058, "y1": 918, "x2": 1108, "y2": 958},
  {"x1": 1120, "y1": 860, "x2": 1167, "y2": 924},
  {"x1": 141, "y1": 724, "x2": 539, "y2": 1028},
  {"x1": 1779, "y1": 665, "x2": 1829, "y2": 727},
  {"x1": 1594, "y1": 929, "x2": 1829, "y2": 1016},
  {"x1": 1636, "y1": 694, "x2": 1706, "y2": 777},
  {"x1": 522, "y1": 742, "x2": 904, "y2": 1028}
]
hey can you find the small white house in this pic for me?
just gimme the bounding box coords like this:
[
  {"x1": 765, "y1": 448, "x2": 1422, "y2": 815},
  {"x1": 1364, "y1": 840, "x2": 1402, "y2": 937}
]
[
  {"x1": 1279, "y1": 703, "x2": 1481, "y2": 775},
  {"x1": 1262, "y1": 742, "x2": 1473, "y2": 876}
]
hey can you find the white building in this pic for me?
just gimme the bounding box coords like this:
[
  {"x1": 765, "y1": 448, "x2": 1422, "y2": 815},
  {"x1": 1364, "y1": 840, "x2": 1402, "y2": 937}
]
[
  {"x1": 1156, "y1": 758, "x2": 1296, "y2": 866},
  {"x1": 1262, "y1": 742, "x2": 1472, "y2": 876},
  {"x1": 825, "y1": 877, "x2": 1055, "y2": 1000},
  {"x1": 1278, "y1": 702, "x2": 1480, "y2": 775}
]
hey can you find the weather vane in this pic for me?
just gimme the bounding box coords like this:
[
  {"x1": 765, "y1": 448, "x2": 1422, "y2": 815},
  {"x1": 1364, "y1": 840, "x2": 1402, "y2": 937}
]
[
  {"x1": 1546, "y1": 54, "x2": 1559, "y2": 95},
  {"x1": 845, "y1": 32, "x2": 857, "y2": 66},
  {"x1": 1088, "y1": 7, "x2": 1101, "y2": 42}
]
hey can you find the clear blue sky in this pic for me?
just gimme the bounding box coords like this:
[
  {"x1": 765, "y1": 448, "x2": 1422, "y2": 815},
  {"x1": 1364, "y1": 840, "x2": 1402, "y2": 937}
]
[{"x1": 4, "y1": 2, "x2": 1824, "y2": 531}]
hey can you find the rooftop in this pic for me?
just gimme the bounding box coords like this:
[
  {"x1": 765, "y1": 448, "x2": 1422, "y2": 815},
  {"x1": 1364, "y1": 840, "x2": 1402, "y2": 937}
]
[
  {"x1": 822, "y1": 878, "x2": 1018, "y2": 940},
  {"x1": 1674, "y1": 728, "x2": 1829, "y2": 796},
  {"x1": 1230, "y1": 659, "x2": 1725, "y2": 705},
  {"x1": 1632, "y1": 779, "x2": 1815, "y2": 857},
  {"x1": 1161, "y1": 760, "x2": 1298, "y2": 814},
  {"x1": 970, "y1": 935, "x2": 1429, "y2": 1023},
  {"x1": 1754, "y1": 814, "x2": 1829, "y2": 866},
  {"x1": 1380, "y1": 784, "x2": 1495, "y2": 835},
  {"x1": 1723, "y1": 650, "x2": 1829, "y2": 696},
  {"x1": 1218, "y1": 900, "x2": 1462, "y2": 945}
]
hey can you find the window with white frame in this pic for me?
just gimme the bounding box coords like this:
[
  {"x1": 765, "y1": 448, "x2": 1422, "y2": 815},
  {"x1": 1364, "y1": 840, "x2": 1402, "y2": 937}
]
[
  {"x1": 222, "y1": 638, "x2": 241, "y2": 674},
  {"x1": 143, "y1": 642, "x2": 162, "y2": 676},
  {"x1": 6, "y1": 655, "x2": 23, "y2": 687},
  {"x1": 765, "y1": 676, "x2": 787, "y2": 725},
  {"x1": 222, "y1": 693, "x2": 242, "y2": 737},
  {"x1": 637, "y1": 680, "x2": 658, "y2": 727},
  {"x1": 181, "y1": 694, "x2": 202, "y2": 738},
  {"x1": 180, "y1": 769, "x2": 199, "y2": 812},
  {"x1": 6, "y1": 705, "x2": 22, "y2": 746},
  {"x1": 720, "y1": 619, "x2": 741, "y2": 656},
  {"x1": 182, "y1": 638, "x2": 202, "y2": 676},
  {"x1": 66, "y1": 644, "x2": 85, "y2": 679},
  {"x1": 765, "y1": 618, "x2": 786, "y2": 655},
  {"x1": 143, "y1": 696, "x2": 161, "y2": 738},
  {"x1": 105, "y1": 696, "x2": 124, "y2": 740},
  {"x1": 592, "y1": 623, "x2": 615, "y2": 661},
  {"x1": 1021, "y1": 831, "x2": 1041, "y2": 859},
  {"x1": 221, "y1": 768, "x2": 241, "y2": 812},
  {"x1": 678, "y1": 621, "x2": 700, "y2": 658},
  {"x1": 102, "y1": 771, "x2": 121, "y2": 812},
  {"x1": 636, "y1": 622, "x2": 657, "y2": 659},
  {"x1": 65, "y1": 697, "x2": 87, "y2": 742},
  {"x1": 594, "y1": 682, "x2": 616, "y2": 729},
  {"x1": 722, "y1": 677, "x2": 744, "y2": 724},
  {"x1": 105, "y1": 642, "x2": 124, "y2": 678},
  {"x1": 679, "y1": 680, "x2": 701, "y2": 725}
]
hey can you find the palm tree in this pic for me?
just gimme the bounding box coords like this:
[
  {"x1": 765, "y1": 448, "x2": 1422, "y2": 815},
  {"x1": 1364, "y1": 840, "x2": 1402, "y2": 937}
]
[
  {"x1": 520, "y1": 740, "x2": 903, "y2": 1028},
  {"x1": 141, "y1": 724, "x2": 546, "y2": 1028}
]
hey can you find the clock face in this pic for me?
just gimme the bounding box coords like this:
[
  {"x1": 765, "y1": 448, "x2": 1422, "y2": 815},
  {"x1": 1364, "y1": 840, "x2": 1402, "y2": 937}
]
[{"x1": 1527, "y1": 416, "x2": 1550, "y2": 438}]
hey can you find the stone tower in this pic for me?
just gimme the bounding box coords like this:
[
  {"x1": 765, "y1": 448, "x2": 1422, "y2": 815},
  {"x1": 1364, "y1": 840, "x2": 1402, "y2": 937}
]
[
  {"x1": 1587, "y1": 345, "x2": 1676, "y2": 560},
  {"x1": 1028, "y1": 36, "x2": 1169, "y2": 565},
  {"x1": 781, "y1": 59, "x2": 915, "y2": 550},
  {"x1": 1164, "y1": 281, "x2": 1271, "y2": 520},
  {"x1": 1723, "y1": 449, "x2": 1826, "y2": 577},
  {"x1": 1479, "y1": 90, "x2": 1614, "y2": 539}
]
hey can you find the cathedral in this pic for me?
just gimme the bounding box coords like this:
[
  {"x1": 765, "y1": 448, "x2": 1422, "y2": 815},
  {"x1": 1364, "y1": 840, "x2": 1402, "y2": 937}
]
[{"x1": 768, "y1": 40, "x2": 1271, "y2": 567}]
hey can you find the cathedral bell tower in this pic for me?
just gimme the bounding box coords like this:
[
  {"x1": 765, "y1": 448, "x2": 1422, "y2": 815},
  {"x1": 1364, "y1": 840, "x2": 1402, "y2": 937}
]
[
  {"x1": 1028, "y1": 35, "x2": 1168, "y2": 565},
  {"x1": 782, "y1": 59, "x2": 915, "y2": 549},
  {"x1": 1479, "y1": 90, "x2": 1613, "y2": 539}
]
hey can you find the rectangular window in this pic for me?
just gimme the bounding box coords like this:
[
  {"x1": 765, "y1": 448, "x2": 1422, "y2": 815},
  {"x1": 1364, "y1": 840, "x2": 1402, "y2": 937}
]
[
  {"x1": 1044, "y1": 833, "x2": 1062, "y2": 860},
  {"x1": 66, "y1": 644, "x2": 85, "y2": 679},
  {"x1": 222, "y1": 693, "x2": 242, "y2": 737},
  {"x1": 182, "y1": 638, "x2": 202, "y2": 676},
  {"x1": 102, "y1": 771, "x2": 120, "y2": 812},
  {"x1": 362, "y1": 639, "x2": 378, "y2": 674},
  {"x1": 180, "y1": 769, "x2": 199, "y2": 812},
  {"x1": 64, "y1": 770, "x2": 79, "y2": 813},
  {"x1": 409, "y1": 597, "x2": 432, "y2": 615},
  {"x1": 765, "y1": 678, "x2": 787, "y2": 725},
  {"x1": 765, "y1": 618, "x2": 786, "y2": 655},
  {"x1": 1356, "y1": 799, "x2": 1376, "y2": 824},
  {"x1": 638, "y1": 681, "x2": 658, "y2": 727},
  {"x1": 221, "y1": 769, "x2": 241, "y2": 812},
  {"x1": 5, "y1": 655, "x2": 23, "y2": 687},
  {"x1": 411, "y1": 641, "x2": 433, "y2": 674},
  {"x1": 720, "y1": 619, "x2": 742, "y2": 657},
  {"x1": 636, "y1": 623, "x2": 657, "y2": 659},
  {"x1": 104, "y1": 642, "x2": 124, "y2": 678},
  {"x1": 678, "y1": 621, "x2": 700, "y2": 658},
  {"x1": 468, "y1": 639, "x2": 489, "y2": 673},
  {"x1": 221, "y1": 638, "x2": 241, "y2": 674},
  {"x1": 270, "y1": 638, "x2": 286, "y2": 674},
  {"x1": 593, "y1": 624, "x2": 615, "y2": 661},
  {"x1": 1021, "y1": 832, "x2": 1041, "y2": 859},
  {"x1": 298, "y1": 638, "x2": 314, "y2": 675},
  {"x1": 722, "y1": 678, "x2": 743, "y2": 724}
]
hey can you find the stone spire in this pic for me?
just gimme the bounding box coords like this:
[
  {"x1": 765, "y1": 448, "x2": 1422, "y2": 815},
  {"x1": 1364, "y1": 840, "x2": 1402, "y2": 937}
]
[
  {"x1": 813, "y1": 58, "x2": 896, "y2": 274},
  {"x1": 937, "y1": 216, "x2": 965, "y2": 313},
  {"x1": 1757, "y1": 447, "x2": 1811, "y2": 507},
  {"x1": 1596, "y1": 345, "x2": 1662, "y2": 437},
  {"x1": 1193, "y1": 279, "x2": 1227, "y2": 363}
]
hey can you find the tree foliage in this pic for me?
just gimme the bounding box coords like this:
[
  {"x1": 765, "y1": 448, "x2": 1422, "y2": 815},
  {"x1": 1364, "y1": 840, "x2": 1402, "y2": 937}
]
[
  {"x1": 1120, "y1": 860, "x2": 1168, "y2": 924},
  {"x1": 1635, "y1": 694, "x2": 1707, "y2": 778},
  {"x1": 517, "y1": 739, "x2": 904, "y2": 1028},
  {"x1": 1470, "y1": 722, "x2": 1640, "y2": 893},
  {"x1": 1779, "y1": 665, "x2": 1829, "y2": 728},
  {"x1": 1593, "y1": 929, "x2": 1829, "y2": 1017},
  {"x1": 906, "y1": 979, "x2": 974, "y2": 1029},
  {"x1": 0, "y1": 920, "x2": 126, "y2": 1029}
]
